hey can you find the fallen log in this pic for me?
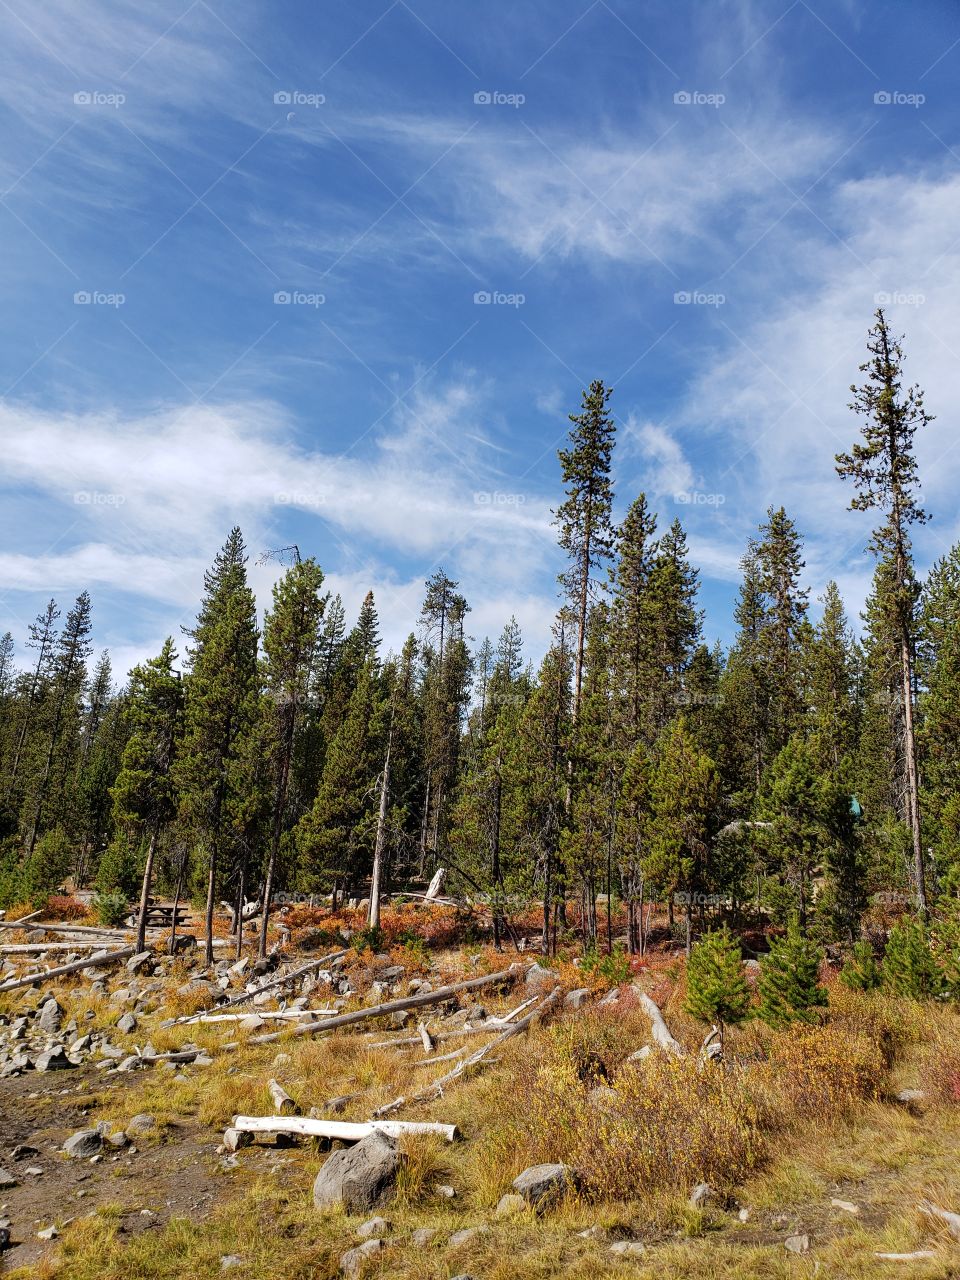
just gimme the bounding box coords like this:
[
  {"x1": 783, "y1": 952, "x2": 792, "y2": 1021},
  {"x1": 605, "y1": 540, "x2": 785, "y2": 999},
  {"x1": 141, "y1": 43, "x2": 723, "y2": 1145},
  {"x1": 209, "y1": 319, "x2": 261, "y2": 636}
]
[
  {"x1": 230, "y1": 1115, "x2": 459, "y2": 1143},
  {"x1": 417, "y1": 1021, "x2": 435, "y2": 1052},
  {"x1": 632, "y1": 987, "x2": 684, "y2": 1057},
  {"x1": 192, "y1": 1009, "x2": 339, "y2": 1024},
  {"x1": 374, "y1": 985, "x2": 561, "y2": 1116},
  {"x1": 0, "y1": 946, "x2": 135, "y2": 992},
  {"x1": 0, "y1": 910, "x2": 42, "y2": 929},
  {"x1": 267, "y1": 1079, "x2": 298, "y2": 1114},
  {"x1": 177, "y1": 949, "x2": 347, "y2": 1024},
  {"x1": 249, "y1": 963, "x2": 524, "y2": 1045},
  {"x1": 0, "y1": 942, "x2": 115, "y2": 954},
  {"x1": 918, "y1": 1198, "x2": 960, "y2": 1240}
]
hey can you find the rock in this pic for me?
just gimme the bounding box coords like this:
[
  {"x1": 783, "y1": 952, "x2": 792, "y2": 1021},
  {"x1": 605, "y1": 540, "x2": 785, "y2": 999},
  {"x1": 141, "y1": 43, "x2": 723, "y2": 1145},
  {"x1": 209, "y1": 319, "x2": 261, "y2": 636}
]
[
  {"x1": 105, "y1": 1131, "x2": 129, "y2": 1149},
  {"x1": 126, "y1": 1114, "x2": 156, "y2": 1137},
  {"x1": 410, "y1": 1228, "x2": 438, "y2": 1247},
  {"x1": 389, "y1": 1010, "x2": 412, "y2": 1030},
  {"x1": 238, "y1": 1014, "x2": 265, "y2": 1033},
  {"x1": 64, "y1": 1128, "x2": 103, "y2": 1159},
  {"x1": 312, "y1": 1132, "x2": 401, "y2": 1214},
  {"x1": 0, "y1": 1226, "x2": 10, "y2": 1250},
  {"x1": 896, "y1": 1088, "x2": 926, "y2": 1108},
  {"x1": 340, "y1": 1239, "x2": 384, "y2": 1277},
  {"x1": 322, "y1": 1094, "x2": 359, "y2": 1115},
  {"x1": 564, "y1": 988, "x2": 592, "y2": 1010},
  {"x1": 598, "y1": 987, "x2": 620, "y2": 1006},
  {"x1": 689, "y1": 1182, "x2": 715, "y2": 1208},
  {"x1": 738, "y1": 1207, "x2": 751, "y2": 1222},
  {"x1": 495, "y1": 1193, "x2": 526, "y2": 1217},
  {"x1": 525, "y1": 962, "x2": 559, "y2": 990},
  {"x1": 435, "y1": 1184, "x2": 456, "y2": 1198},
  {"x1": 831, "y1": 1198, "x2": 859, "y2": 1215},
  {"x1": 609, "y1": 1240, "x2": 647, "y2": 1258},
  {"x1": 35, "y1": 1046, "x2": 76, "y2": 1072},
  {"x1": 10, "y1": 1144, "x2": 39, "y2": 1161},
  {"x1": 448, "y1": 1227, "x2": 487, "y2": 1248},
  {"x1": 127, "y1": 951, "x2": 154, "y2": 975},
  {"x1": 116, "y1": 1013, "x2": 138, "y2": 1034},
  {"x1": 220, "y1": 1257, "x2": 244, "y2": 1270},
  {"x1": 37, "y1": 998, "x2": 62, "y2": 1033},
  {"x1": 511, "y1": 1162, "x2": 576, "y2": 1209},
  {"x1": 785, "y1": 1234, "x2": 810, "y2": 1254},
  {"x1": 37, "y1": 1224, "x2": 58, "y2": 1240},
  {"x1": 0, "y1": 1169, "x2": 18, "y2": 1190},
  {"x1": 357, "y1": 1215, "x2": 390, "y2": 1238},
  {"x1": 116, "y1": 1055, "x2": 149, "y2": 1072}
]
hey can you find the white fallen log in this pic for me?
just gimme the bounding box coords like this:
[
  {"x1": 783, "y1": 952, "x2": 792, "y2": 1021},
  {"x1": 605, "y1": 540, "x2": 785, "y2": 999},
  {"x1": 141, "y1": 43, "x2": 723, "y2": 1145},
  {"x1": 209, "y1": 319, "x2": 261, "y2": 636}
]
[
  {"x1": 176, "y1": 950, "x2": 347, "y2": 1023},
  {"x1": 0, "y1": 942, "x2": 114, "y2": 954},
  {"x1": 918, "y1": 1198, "x2": 960, "y2": 1240},
  {"x1": 230, "y1": 1115, "x2": 459, "y2": 1143},
  {"x1": 0, "y1": 946, "x2": 135, "y2": 992},
  {"x1": 192, "y1": 1009, "x2": 338, "y2": 1023},
  {"x1": 417, "y1": 1021, "x2": 435, "y2": 1052},
  {"x1": 0, "y1": 910, "x2": 43, "y2": 929},
  {"x1": 267, "y1": 1079, "x2": 299, "y2": 1114},
  {"x1": 632, "y1": 986, "x2": 684, "y2": 1057},
  {"x1": 249, "y1": 963, "x2": 525, "y2": 1045}
]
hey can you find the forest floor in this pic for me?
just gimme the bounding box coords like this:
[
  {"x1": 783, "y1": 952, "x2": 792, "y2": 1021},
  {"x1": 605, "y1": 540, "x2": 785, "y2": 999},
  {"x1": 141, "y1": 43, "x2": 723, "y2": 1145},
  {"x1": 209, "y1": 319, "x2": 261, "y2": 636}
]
[{"x1": 2, "y1": 904, "x2": 960, "y2": 1279}]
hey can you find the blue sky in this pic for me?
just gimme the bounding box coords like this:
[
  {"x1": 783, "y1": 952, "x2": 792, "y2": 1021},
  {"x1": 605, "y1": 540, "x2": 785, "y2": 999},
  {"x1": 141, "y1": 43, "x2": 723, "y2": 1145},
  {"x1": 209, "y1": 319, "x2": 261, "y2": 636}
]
[{"x1": 2, "y1": 0, "x2": 960, "y2": 676}]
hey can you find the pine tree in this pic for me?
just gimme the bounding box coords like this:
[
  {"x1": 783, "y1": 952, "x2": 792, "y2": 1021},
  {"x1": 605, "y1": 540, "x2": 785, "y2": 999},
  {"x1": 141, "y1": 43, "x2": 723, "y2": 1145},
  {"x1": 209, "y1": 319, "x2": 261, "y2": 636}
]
[
  {"x1": 918, "y1": 544, "x2": 960, "y2": 886},
  {"x1": 839, "y1": 940, "x2": 882, "y2": 992},
  {"x1": 555, "y1": 380, "x2": 617, "y2": 719},
  {"x1": 836, "y1": 309, "x2": 932, "y2": 910},
  {"x1": 806, "y1": 581, "x2": 859, "y2": 771},
  {"x1": 175, "y1": 528, "x2": 261, "y2": 963},
  {"x1": 882, "y1": 916, "x2": 942, "y2": 999},
  {"x1": 111, "y1": 638, "x2": 183, "y2": 952},
  {"x1": 645, "y1": 519, "x2": 702, "y2": 741},
  {"x1": 753, "y1": 506, "x2": 809, "y2": 752},
  {"x1": 25, "y1": 590, "x2": 93, "y2": 850},
  {"x1": 4, "y1": 600, "x2": 59, "y2": 812},
  {"x1": 648, "y1": 717, "x2": 719, "y2": 954},
  {"x1": 609, "y1": 493, "x2": 658, "y2": 747},
  {"x1": 757, "y1": 918, "x2": 828, "y2": 1027},
  {"x1": 258, "y1": 557, "x2": 327, "y2": 956},
  {"x1": 686, "y1": 925, "x2": 752, "y2": 1045}
]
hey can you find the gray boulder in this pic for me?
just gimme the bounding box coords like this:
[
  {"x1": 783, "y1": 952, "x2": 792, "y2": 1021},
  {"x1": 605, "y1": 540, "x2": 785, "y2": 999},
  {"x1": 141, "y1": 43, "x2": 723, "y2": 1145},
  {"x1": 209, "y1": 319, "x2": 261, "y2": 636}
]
[
  {"x1": 512, "y1": 1162, "x2": 577, "y2": 1209},
  {"x1": 563, "y1": 988, "x2": 591, "y2": 1011},
  {"x1": 525, "y1": 962, "x2": 559, "y2": 990},
  {"x1": 63, "y1": 1128, "x2": 103, "y2": 1159},
  {"x1": 313, "y1": 1132, "x2": 401, "y2": 1213},
  {"x1": 116, "y1": 1012, "x2": 138, "y2": 1034},
  {"x1": 35, "y1": 1046, "x2": 75, "y2": 1072},
  {"x1": 340, "y1": 1239, "x2": 384, "y2": 1277},
  {"x1": 37, "y1": 998, "x2": 62, "y2": 1033}
]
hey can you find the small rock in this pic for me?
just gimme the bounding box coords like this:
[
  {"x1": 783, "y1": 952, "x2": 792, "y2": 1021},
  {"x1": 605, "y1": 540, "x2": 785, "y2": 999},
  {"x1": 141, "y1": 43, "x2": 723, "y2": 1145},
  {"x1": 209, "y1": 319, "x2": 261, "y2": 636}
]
[
  {"x1": 126, "y1": 1114, "x2": 156, "y2": 1137},
  {"x1": 738, "y1": 1207, "x2": 751, "y2": 1222},
  {"x1": 525, "y1": 962, "x2": 559, "y2": 990},
  {"x1": 10, "y1": 1144, "x2": 39, "y2": 1161},
  {"x1": 609, "y1": 1240, "x2": 647, "y2": 1258},
  {"x1": 0, "y1": 1169, "x2": 18, "y2": 1190},
  {"x1": 127, "y1": 951, "x2": 154, "y2": 975},
  {"x1": 785, "y1": 1233, "x2": 810, "y2": 1254},
  {"x1": 220, "y1": 1257, "x2": 244, "y2": 1270},
  {"x1": 238, "y1": 1015, "x2": 264, "y2": 1033},
  {"x1": 116, "y1": 1012, "x2": 138, "y2": 1034},
  {"x1": 410, "y1": 1227, "x2": 438, "y2": 1247},
  {"x1": 495, "y1": 1193, "x2": 526, "y2": 1217},
  {"x1": 357, "y1": 1215, "x2": 390, "y2": 1238},
  {"x1": 448, "y1": 1226, "x2": 488, "y2": 1248},
  {"x1": 37, "y1": 1224, "x2": 58, "y2": 1240},
  {"x1": 63, "y1": 1129, "x2": 102, "y2": 1159},
  {"x1": 340, "y1": 1238, "x2": 384, "y2": 1277},
  {"x1": 563, "y1": 988, "x2": 591, "y2": 1010},
  {"x1": 831, "y1": 1198, "x2": 859, "y2": 1215},
  {"x1": 435, "y1": 1184, "x2": 456, "y2": 1199},
  {"x1": 689, "y1": 1182, "x2": 715, "y2": 1208}
]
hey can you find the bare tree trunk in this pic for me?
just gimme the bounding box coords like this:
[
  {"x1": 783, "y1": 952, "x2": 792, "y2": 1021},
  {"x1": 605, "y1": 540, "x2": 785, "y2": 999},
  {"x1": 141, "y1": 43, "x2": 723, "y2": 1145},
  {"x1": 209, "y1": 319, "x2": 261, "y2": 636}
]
[
  {"x1": 368, "y1": 731, "x2": 392, "y2": 930},
  {"x1": 168, "y1": 850, "x2": 187, "y2": 956},
  {"x1": 901, "y1": 637, "x2": 926, "y2": 913},
  {"x1": 204, "y1": 846, "x2": 216, "y2": 967},
  {"x1": 135, "y1": 826, "x2": 158, "y2": 955}
]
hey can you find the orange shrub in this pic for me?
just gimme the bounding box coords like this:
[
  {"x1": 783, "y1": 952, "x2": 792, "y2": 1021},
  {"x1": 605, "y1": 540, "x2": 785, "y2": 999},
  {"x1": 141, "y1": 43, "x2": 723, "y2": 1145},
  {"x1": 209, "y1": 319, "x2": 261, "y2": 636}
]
[{"x1": 753, "y1": 1022, "x2": 885, "y2": 1120}]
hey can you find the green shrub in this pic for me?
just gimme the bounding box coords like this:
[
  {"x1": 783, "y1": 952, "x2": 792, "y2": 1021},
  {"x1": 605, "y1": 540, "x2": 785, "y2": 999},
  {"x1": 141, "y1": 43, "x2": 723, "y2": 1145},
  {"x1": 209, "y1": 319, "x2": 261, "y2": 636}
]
[
  {"x1": 94, "y1": 835, "x2": 141, "y2": 899},
  {"x1": 840, "y1": 940, "x2": 883, "y2": 992},
  {"x1": 686, "y1": 925, "x2": 752, "y2": 1037},
  {"x1": 757, "y1": 918, "x2": 828, "y2": 1028},
  {"x1": 883, "y1": 917, "x2": 943, "y2": 999},
  {"x1": 93, "y1": 891, "x2": 129, "y2": 928},
  {"x1": 581, "y1": 943, "x2": 631, "y2": 986}
]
